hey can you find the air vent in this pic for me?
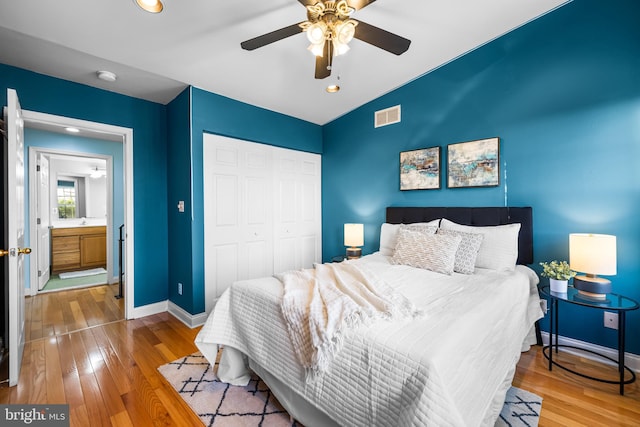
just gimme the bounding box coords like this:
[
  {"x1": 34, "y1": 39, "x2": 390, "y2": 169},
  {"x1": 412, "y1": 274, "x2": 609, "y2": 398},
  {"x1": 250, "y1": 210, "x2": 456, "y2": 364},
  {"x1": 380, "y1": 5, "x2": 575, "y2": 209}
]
[{"x1": 374, "y1": 105, "x2": 401, "y2": 128}]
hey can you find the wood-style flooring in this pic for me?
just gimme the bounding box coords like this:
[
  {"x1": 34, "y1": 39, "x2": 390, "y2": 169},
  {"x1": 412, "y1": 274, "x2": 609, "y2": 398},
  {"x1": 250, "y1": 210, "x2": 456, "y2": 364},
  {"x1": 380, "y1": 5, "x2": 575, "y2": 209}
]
[
  {"x1": 1, "y1": 284, "x2": 638, "y2": 426},
  {"x1": 25, "y1": 283, "x2": 124, "y2": 342},
  {"x1": 514, "y1": 345, "x2": 640, "y2": 426}
]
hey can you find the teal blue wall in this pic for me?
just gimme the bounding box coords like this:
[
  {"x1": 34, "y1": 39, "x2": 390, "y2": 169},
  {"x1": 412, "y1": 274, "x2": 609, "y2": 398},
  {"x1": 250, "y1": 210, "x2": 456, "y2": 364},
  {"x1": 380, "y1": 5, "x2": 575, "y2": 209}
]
[
  {"x1": 322, "y1": 0, "x2": 640, "y2": 353},
  {"x1": 166, "y1": 88, "x2": 193, "y2": 312},
  {"x1": 167, "y1": 87, "x2": 322, "y2": 314},
  {"x1": 1, "y1": 64, "x2": 169, "y2": 308},
  {"x1": 23, "y1": 129, "x2": 125, "y2": 283},
  {"x1": 2, "y1": 0, "x2": 638, "y2": 356}
]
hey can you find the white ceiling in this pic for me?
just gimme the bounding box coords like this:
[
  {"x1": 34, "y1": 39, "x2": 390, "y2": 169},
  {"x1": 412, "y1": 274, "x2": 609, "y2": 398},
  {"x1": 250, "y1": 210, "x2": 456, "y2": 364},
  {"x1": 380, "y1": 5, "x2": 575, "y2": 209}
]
[{"x1": 0, "y1": 0, "x2": 569, "y2": 125}]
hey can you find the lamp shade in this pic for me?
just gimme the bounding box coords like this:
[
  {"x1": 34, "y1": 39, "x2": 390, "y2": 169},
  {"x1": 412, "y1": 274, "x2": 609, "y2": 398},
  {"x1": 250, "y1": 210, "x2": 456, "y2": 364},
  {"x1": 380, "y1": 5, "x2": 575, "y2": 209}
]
[
  {"x1": 344, "y1": 223, "x2": 364, "y2": 247},
  {"x1": 569, "y1": 233, "x2": 616, "y2": 275}
]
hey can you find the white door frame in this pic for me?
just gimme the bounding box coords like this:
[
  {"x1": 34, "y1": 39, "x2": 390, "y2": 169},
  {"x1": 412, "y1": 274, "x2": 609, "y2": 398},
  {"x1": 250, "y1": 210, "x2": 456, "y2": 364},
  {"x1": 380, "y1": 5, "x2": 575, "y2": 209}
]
[
  {"x1": 28, "y1": 148, "x2": 114, "y2": 292},
  {"x1": 22, "y1": 110, "x2": 135, "y2": 319}
]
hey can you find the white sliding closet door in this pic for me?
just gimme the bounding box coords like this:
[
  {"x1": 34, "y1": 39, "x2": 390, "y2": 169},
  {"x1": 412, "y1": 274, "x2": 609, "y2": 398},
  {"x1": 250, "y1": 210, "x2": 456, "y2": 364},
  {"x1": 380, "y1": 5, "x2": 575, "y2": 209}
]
[
  {"x1": 203, "y1": 133, "x2": 321, "y2": 314},
  {"x1": 203, "y1": 134, "x2": 274, "y2": 314},
  {"x1": 273, "y1": 150, "x2": 321, "y2": 274}
]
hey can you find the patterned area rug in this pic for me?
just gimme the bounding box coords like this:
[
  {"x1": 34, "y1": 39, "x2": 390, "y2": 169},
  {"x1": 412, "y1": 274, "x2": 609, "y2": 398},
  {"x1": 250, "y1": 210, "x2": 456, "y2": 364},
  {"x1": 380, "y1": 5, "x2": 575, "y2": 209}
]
[
  {"x1": 158, "y1": 352, "x2": 542, "y2": 427},
  {"x1": 496, "y1": 385, "x2": 542, "y2": 427}
]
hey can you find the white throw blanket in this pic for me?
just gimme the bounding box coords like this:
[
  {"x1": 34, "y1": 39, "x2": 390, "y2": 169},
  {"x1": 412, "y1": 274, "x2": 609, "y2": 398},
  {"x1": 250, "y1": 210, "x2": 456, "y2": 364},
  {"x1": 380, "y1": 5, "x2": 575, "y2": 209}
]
[{"x1": 276, "y1": 261, "x2": 421, "y2": 380}]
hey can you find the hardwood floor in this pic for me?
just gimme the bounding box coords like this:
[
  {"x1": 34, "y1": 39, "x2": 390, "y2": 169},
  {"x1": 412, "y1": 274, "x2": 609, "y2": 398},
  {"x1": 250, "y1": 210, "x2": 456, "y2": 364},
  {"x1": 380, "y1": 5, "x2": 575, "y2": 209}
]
[
  {"x1": 2, "y1": 285, "x2": 639, "y2": 426},
  {"x1": 1, "y1": 284, "x2": 202, "y2": 426},
  {"x1": 513, "y1": 346, "x2": 640, "y2": 426},
  {"x1": 25, "y1": 283, "x2": 124, "y2": 342}
]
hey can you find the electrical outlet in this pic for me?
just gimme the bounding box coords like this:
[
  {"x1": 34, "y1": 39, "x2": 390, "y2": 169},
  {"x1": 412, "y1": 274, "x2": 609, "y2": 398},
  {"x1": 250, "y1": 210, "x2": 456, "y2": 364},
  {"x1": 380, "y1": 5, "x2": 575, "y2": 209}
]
[
  {"x1": 604, "y1": 311, "x2": 618, "y2": 329},
  {"x1": 178, "y1": 282, "x2": 183, "y2": 296}
]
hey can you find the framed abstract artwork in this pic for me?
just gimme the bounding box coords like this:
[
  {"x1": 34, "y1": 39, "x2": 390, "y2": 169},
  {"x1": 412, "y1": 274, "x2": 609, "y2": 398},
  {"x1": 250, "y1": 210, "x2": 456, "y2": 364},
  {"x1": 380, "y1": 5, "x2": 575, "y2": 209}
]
[
  {"x1": 400, "y1": 146, "x2": 441, "y2": 190},
  {"x1": 447, "y1": 137, "x2": 500, "y2": 188}
]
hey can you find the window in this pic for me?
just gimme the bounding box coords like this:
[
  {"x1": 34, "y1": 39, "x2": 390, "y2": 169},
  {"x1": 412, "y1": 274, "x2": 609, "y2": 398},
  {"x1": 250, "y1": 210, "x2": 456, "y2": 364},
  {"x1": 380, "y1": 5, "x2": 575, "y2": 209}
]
[{"x1": 57, "y1": 180, "x2": 76, "y2": 218}]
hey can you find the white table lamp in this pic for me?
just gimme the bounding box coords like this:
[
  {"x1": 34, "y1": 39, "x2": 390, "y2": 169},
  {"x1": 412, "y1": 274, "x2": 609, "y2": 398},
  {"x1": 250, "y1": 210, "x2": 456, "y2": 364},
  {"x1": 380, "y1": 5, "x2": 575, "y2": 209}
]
[
  {"x1": 569, "y1": 233, "x2": 616, "y2": 299},
  {"x1": 344, "y1": 223, "x2": 364, "y2": 259}
]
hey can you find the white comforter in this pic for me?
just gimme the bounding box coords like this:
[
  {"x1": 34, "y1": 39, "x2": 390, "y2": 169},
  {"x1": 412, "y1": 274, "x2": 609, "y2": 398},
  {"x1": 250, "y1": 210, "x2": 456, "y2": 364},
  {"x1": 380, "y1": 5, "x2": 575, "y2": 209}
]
[
  {"x1": 195, "y1": 253, "x2": 543, "y2": 427},
  {"x1": 278, "y1": 261, "x2": 421, "y2": 378}
]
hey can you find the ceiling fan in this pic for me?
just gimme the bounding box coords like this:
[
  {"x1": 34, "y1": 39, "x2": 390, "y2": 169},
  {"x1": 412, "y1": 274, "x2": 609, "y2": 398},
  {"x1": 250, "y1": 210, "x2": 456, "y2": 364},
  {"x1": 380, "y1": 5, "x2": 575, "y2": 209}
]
[{"x1": 240, "y1": 0, "x2": 411, "y2": 79}]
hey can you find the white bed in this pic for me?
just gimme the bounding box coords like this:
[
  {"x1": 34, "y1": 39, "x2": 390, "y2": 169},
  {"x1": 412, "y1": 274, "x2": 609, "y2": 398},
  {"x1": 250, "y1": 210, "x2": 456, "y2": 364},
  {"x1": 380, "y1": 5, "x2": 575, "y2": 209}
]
[{"x1": 195, "y1": 207, "x2": 543, "y2": 427}]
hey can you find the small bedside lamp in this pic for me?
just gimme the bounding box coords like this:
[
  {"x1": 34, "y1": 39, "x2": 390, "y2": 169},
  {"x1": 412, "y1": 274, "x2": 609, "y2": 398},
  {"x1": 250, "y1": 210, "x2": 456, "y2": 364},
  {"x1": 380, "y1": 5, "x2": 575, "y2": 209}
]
[
  {"x1": 569, "y1": 233, "x2": 616, "y2": 299},
  {"x1": 344, "y1": 223, "x2": 364, "y2": 259}
]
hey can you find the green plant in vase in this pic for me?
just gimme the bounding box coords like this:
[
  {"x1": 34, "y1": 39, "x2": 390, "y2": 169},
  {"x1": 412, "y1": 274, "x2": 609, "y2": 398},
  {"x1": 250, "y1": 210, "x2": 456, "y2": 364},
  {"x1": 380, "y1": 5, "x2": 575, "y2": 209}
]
[{"x1": 539, "y1": 260, "x2": 576, "y2": 293}]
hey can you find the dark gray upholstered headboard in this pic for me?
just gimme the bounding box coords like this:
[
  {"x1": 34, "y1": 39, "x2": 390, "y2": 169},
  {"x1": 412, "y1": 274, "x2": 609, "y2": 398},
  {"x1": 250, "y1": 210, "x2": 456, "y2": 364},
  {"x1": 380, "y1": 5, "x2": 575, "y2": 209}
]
[{"x1": 386, "y1": 207, "x2": 533, "y2": 265}]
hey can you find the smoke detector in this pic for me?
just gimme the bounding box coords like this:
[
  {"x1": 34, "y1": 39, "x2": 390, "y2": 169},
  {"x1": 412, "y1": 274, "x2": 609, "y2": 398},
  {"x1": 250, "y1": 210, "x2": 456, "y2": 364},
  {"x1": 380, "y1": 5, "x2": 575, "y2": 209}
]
[{"x1": 97, "y1": 70, "x2": 117, "y2": 82}]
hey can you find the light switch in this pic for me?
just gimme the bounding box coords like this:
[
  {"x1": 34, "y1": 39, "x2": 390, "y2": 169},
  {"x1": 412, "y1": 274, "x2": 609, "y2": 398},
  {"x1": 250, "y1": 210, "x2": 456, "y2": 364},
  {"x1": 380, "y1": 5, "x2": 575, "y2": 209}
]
[{"x1": 177, "y1": 200, "x2": 185, "y2": 213}]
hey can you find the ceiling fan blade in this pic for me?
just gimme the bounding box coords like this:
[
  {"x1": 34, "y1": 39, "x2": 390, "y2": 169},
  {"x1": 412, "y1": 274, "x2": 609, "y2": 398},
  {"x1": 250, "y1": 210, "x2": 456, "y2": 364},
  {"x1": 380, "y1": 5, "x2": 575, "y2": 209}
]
[
  {"x1": 314, "y1": 43, "x2": 332, "y2": 79},
  {"x1": 353, "y1": 20, "x2": 411, "y2": 55},
  {"x1": 240, "y1": 23, "x2": 304, "y2": 51},
  {"x1": 297, "y1": 0, "x2": 376, "y2": 11},
  {"x1": 347, "y1": 0, "x2": 377, "y2": 11}
]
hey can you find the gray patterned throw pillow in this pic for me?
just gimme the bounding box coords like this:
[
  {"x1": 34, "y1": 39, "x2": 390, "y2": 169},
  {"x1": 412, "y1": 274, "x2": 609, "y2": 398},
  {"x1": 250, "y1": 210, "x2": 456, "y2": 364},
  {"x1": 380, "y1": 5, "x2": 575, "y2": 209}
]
[
  {"x1": 436, "y1": 228, "x2": 484, "y2": 274},
  {"x1": 391, "y1": 228, "x2": 462, "y2": 275}
]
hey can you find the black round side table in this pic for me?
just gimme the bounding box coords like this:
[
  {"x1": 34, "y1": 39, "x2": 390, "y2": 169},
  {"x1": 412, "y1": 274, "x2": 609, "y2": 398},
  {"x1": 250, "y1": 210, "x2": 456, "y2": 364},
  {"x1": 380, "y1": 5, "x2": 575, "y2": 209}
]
[{"x1": 539, "y1": 285, "x2": 639, "y2": 395}]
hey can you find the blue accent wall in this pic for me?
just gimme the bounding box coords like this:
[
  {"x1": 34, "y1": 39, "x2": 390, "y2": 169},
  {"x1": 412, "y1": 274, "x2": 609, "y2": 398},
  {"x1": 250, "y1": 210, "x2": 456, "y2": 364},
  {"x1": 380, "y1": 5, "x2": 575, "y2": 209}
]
[
  {"x1": 166, "y1": 88, "x2": 193, "y2": 312},
  {"x1": 1, "y1": 64, "x2": 170, "y2": 308},
  {"x1": 167, "y1": 87, "x2": 322, "y2": 314},
  {"x1": 322, "y1": 0, "x2": 640, "y2": 353},
  {"x1": 23, "y1": 129, "x2": 125, "y2": 283},
  {"x1": 2, "y1": 0, "x2": 638, "y2": 357}
]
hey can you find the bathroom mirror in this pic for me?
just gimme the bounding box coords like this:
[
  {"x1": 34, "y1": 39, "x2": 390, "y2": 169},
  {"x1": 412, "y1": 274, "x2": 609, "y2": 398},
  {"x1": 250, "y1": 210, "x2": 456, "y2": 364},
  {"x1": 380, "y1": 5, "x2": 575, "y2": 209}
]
[
  {"x1": 57, "y1": 176, "x2": 86, "y2": 218},
  {"x1": 49, "y1": 155, "x2": 107, "y2": 221}
]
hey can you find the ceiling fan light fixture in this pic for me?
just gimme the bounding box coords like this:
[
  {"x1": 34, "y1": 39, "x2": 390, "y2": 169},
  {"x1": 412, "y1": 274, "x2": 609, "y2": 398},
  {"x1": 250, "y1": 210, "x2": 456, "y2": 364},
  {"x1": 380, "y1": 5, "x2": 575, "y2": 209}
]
[
  {"x1": 308, "y1": 43, "x2": 325, "y2": 57},
  {"x1": 135, "y1": 0, "x2": 163, "y2": 13},
  {"x1": 336, "y1": 20, "x2": 357, "y2": 45},
  {"x1": 306, "y1": 22, "x2": 327, "y2": 44},
  {"x1": 302, "y1": 4, "x2": 358, "y2": 59},
  {"x1": 242, "y1": 0, "x2": 410, "y2": 80},
  {"x1": 332, "y1": 38, "x2": 350, "y2": 56}
]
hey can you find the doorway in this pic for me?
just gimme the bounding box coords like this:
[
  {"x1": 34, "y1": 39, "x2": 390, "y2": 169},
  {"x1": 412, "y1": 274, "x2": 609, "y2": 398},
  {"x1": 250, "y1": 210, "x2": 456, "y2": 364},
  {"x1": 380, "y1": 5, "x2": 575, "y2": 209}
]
[
  {"x1": 29, "y1": 150, "x2": 113, "y2": 294},
  {"x1": 21, "y1": 110, "x2": 134, "y2": 320}
]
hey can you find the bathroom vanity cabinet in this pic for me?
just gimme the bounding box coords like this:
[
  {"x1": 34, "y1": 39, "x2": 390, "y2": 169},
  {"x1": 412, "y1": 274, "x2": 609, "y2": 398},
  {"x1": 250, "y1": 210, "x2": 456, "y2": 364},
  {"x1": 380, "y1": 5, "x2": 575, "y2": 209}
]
[{"x1": 51, "y1": 226, "x2": 107, "y2": 274}]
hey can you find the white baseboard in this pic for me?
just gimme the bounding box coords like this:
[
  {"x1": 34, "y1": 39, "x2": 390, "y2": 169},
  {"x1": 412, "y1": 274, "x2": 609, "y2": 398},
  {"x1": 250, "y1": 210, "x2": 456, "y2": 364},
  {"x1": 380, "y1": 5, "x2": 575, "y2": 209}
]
[
  {"x1": 130, "y1": 300, "x2": 168, "y2": 319},
  {"x1": 168, "y1": 301, "x2": 209, "y2": 328},
  {"x1": 540, "y1": 331, "x2": 640, "y2": 373}
]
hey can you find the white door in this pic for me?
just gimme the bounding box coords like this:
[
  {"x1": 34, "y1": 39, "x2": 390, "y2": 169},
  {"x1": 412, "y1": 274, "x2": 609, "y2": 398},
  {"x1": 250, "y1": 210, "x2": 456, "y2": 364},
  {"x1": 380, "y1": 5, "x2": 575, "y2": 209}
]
[
  {"x1": 273, "y1": 149, "x2": 322, "y2": 273},
  {"x1": 37, "y1": 153, "x2": 50, "y2": 290},
  {"x1": 3, "y1": 88, "x2": 29, "y2": 386},
  {"x1": 203, "y1": 134, "x2": 273, "y2": 314}
]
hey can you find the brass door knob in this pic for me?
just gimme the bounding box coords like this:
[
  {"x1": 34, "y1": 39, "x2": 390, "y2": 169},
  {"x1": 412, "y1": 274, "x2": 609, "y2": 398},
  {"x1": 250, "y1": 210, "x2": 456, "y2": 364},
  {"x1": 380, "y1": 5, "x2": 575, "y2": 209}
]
[{"x1": 0, "y1": 248, "x2": 31, "y2": 257}]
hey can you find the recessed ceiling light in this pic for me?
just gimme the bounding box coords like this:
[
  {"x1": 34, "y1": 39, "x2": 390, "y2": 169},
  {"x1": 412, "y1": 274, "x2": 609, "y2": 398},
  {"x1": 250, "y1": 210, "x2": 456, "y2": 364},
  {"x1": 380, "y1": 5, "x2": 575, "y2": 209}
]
[
  {"x1": 65, "y1": 127, "x2": 80, "y2": 133},
  {"x1": 135, "y1": 0, "x2": 164, "y2": 13},
  {"x1": 326, "y1": 84, "x2": 340, "y2": 93},
  {"x1": 97, "y1": 70, "x2": 117, "y2": 82}
]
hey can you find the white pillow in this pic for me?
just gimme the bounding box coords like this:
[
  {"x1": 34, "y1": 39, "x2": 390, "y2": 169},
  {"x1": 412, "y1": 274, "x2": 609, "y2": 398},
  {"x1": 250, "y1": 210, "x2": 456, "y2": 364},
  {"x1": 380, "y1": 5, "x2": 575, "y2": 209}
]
[
  {"x1": 391, "y1": 228, "x2": 462, "y2": 275},
  {"x1": 379, "y1": 220, "x2": 440, "y2": 256},
  {"x1": 439, "y1": 218, "x2": 521, "y2": 271},
  {"x1": 436, "y1": 228, "x2": 483, "y2": 274}
]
